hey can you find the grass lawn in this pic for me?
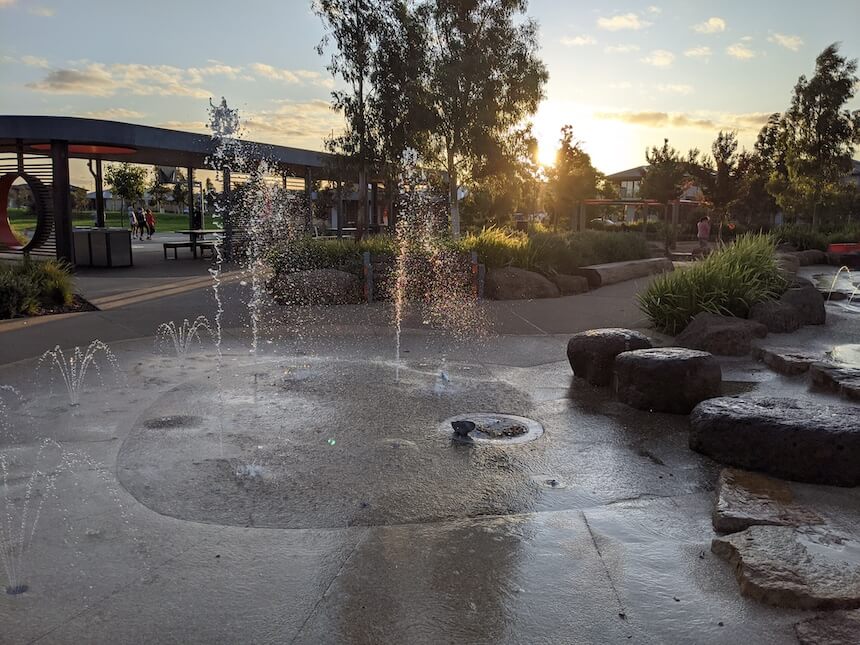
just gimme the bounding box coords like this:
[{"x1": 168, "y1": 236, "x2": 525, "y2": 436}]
[{"x1": 6, "y1": 209, "x2": 196, "y2": 234}]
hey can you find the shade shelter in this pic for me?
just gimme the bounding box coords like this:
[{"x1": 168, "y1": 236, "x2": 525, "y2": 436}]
[{"x1": 0, "y1": 115, "x2": 388, "y2": 264}]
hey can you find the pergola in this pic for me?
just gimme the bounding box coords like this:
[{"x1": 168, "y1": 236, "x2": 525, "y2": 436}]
[
  {"x1": 574, "y1": 198, "x2": 709, "y2": 232},
  {"x1": 0, "y1": 115, "x2": 386, "y2": 263}
]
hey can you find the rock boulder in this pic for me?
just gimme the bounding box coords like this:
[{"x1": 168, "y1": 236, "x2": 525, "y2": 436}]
[
  {"x1": 795, "y1": 610, "x2": 860, "y2": 645},
  {"x1": 795, "y1": 249, "x2": 828, "y2": 266},
  {"x1": 748, "y1": 300, "x2": 803, "y2": 334},
  {"x1": 676, "y1": 312, "x2": 767, "y2": 356},
  {"x1": 690, "y1": 397, "x2": 860, "y2": 486},
  {"x1": 751, "y1": 347, "x2": 819, "y2": 376},
  {"x1": 551, "y1": 274, "x2": 589, "y2": 295},
  {"x1": 485, "y1": 267, "x2": 560, "y2": 300},
  {"x1": 614, "y1": 347, "x2": 721, "y2": 414},
  {"x1": 780, "y1": 285, "x2": 826, "y2": 325},
  {"x1": 566, "y1": 328, "x2": 652, "y2": 386}
]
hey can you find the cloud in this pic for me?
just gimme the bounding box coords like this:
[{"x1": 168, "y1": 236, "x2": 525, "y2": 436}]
[
  {"x1": 26, "y1": 63, "x2": 212, "y2": 98},
  {"x1": 768, "y1": 32, "x2": 803, "y2": 51},
  {"x1": 244, "y1": 100, "x2": 341, "y2": 148},
  {"x1": 597, "y1": 13, "x2": 650, "y2": 31},
  {"x1": 727, "y1": 43, "x2": 756, "y2": 59},
  {"x1": 82, "y1": 108, "x2": 146, "y2": 120},
  {"x1": 641, "y1": 49, "x2": 675, "y2": 67},
  {"x1": 0, "y1": 0, "x2": 17, "y2": 6},
  {"x1": 249, "y1": 63, "x2": 333, "y2": 88},
  {"x1": 595, "y1": 110, "x2": 773, "y2": 132},
  {"x1": 647, "y1": 6, "x2": 662, "y2": 14},
  {"x1": 684, "y1": 46, "x2": 712, "y2": 58},
  {"x1": 692, "y1": 17, "x2": 726, "y2": 34},
  {"x1": 1, "y1": 54, "x2": 51, "y2": 67},
  {"x1": 608, "y1": 81, "x2": 633, "y2": 89},
  {"x1": 29, "y1": 6, "x2": 53, "y2": 16},
  {"x1": 561, "y1": 35, "x2": 596, "y2": 46},
  {"x1": 604, "y1": 44, "x2": 639, "y2": 53},
  {"x1": 657, "y1": 84, "x2": 694, "y2": 95}
]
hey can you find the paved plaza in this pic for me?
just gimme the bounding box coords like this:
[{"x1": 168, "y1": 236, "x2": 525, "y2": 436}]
[{"x1": 1, "y1": 256, "x2": 859, "y2": 644}]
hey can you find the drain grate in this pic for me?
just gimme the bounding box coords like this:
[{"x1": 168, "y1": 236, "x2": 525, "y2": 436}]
[{"x1": 440, "y1": 413, "x2": 543, "y2": 445}]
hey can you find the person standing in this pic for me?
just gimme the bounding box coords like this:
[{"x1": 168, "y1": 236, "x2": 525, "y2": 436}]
[
  {"x1": 145, "y1": 208, "x2": 156, "y2": 240},
  {"x1": 128, "y1": 205, "x2": 137, "y2": 236},
  {"x1": 697, "y1": 216, "x2": 711, "y2": 251},
  {"x1": 135, "y1": 206, "x2": 147, "y2": 240}
]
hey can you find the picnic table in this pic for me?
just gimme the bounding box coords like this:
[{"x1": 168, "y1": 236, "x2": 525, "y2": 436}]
[{"x1": 170, "y1": 229, "x2": 223, "y2": 259}]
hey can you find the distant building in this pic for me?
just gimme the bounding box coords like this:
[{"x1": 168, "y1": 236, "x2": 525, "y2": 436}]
[{"x1": 604, "y1": 165, "x2": 704, "y2": 222}]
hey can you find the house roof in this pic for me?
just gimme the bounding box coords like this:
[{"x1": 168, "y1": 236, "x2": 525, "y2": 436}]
[{"x1": 605, "y1": 165, "x2": 648, "y2": 181}]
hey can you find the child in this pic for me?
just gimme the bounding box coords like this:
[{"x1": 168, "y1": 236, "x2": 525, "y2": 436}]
[
  {"x1": 145, "y1": 209, "x2": 156, "y2": 240},
  {"x1": 697, "y1": 216, "x2": 711, "y2": 250}
]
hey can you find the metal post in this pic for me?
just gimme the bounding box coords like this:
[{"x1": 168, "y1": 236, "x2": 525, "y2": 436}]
[
  {"x1": 336, "y1": 179, "x2": 344, "y2": 240},
  {"x1": 222, "y1": 168, "x2": 232, "y2": 261},
  {"x1": 304, "y1": 166, "x2": 313, "y2": 234},
  {"x1": 95, "y1": 158, "x2": 105, "y2": 227},
  {"x1": 186, "y1": 167, "x2": 195, "y2": 229},
  {"x1": 51, "y1": 140, "x2": 74, "y2": 264}
]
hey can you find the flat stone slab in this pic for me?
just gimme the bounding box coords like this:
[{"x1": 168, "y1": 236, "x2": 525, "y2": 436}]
[
  {"x1": 810, "y1": 362, "x2": 860, "y2": 402},
  {"x1": 566, "y1": 328, "x2": 652, "y2": 386},
  {"x1": 690, "y1": 397, "x2": 860, "y2": 486},
  {"x1": 712, "y1": 525, "x2": 860, "y2": 610},
  {"x1": 676, "y1": 312, "x2": 768, "y2": 356},
  {"x1": 614, "y1": 347, "x2": 721, "y2": 414},
  {"x1": 795, "y1": 609, "x2": 860, "y2": 645},
  {"x1": 551, "y1": 273, "x2": 589, "y2": 295},
  {"x1": 573, "y1": 257, "x2": 673, "y2": 289},
  {"x1": 713, "y1": 468, "x2": 825, "y2": 533},
  {"x1": 751, "y1": 347, "x2": 820, "y2": 376}
]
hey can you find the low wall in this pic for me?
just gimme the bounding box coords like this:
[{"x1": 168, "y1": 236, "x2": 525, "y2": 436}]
[{"x1": 573, "y1": 257, "x2": 674, "y2": 289}]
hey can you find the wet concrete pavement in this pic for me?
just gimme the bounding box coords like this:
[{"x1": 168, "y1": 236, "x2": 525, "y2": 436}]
[{"x1": 2, "y1": 322, "x2": 857, "y2": 644}]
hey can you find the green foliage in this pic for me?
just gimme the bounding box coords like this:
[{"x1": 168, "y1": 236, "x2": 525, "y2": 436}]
[
  {"x1": 0, "y1": 260, "x2": 75, "y2": 319},
  {"x1": 544, "y1": 125, "x2": 601, "y2": 228},
  {"x1": 638, "y1": 234, "x2": 787, "y2": 335},
  {"x1": 105, "y1": 163, "x2": 149, "y2": 205},
  {"x1": 767, "y1": 44, "x2": 860, "y2": 227},
  {"x1": 458, "y1": 226, "x2": 650, "y2": 274},
  {"x1": 774, "y1": 223, "x2": 860, "y2": 251}
]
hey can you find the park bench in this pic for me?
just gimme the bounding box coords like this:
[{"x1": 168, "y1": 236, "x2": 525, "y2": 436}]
[
  {"x1": 197, "y1": 241, "x2": 216, "y2": 259},
  {"x1": 163, "y1": 241, "x2": 193, "y2": 259}
]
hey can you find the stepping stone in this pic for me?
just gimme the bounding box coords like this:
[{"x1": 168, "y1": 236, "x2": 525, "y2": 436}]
[
  {"x1": 795, "y1": 609, "x2": 860, "y2": 645},
  {"x1": 614, "y1": 347, "x2": 721, "y2": 414},
  {"x1": 751, "y1": 347, "x2": 820, "y2": 376},
  {"x1": 690, "y1": 397, "x2": 860, "y2": 486},
  {"x1": 676, "y1": 312, "x2": 767, "y2": 356},
  {"x1": 566, "y1": 328, "x2": 652, "y2": 386},
  {"x1": 712, "y1": 525, "x2": 860, "y2": 610},
  {"x1": 810, "y1": 362, "x2": 860, "y2": 402},
  {"x1": 713, "y1": 468, "x2": 825, "y2": 533}
]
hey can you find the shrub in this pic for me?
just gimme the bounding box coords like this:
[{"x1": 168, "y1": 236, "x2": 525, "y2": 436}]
[
  {"x1": 458, "y1": 226, "x2": 651, "y2": 274},
  {"x1": 774, "y1": 223, "x2": 860, "y2": 251},
  {"x1": 0, "y1": 259, "x2": 75, "y2": 319},
  {"x1": 638, "y1": 234, "x2": 786, "y2": 335}
]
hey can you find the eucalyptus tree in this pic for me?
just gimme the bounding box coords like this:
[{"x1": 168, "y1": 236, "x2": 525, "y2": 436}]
[
  {"x1": 420, "y1": 0, "x2": 548, "y2": 237},
  {"x1": 544, "y1": 125, "x2": 600, "y2": 230},
  {"x1": 314, "y1": 0, "x2": 384, "y2": 237},
  {"x1": 774, "y1": 44, "x2": 860, "y2": 227}
]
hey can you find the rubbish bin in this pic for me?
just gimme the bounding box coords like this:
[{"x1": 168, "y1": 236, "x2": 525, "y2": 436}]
[{"x1": 73, "y1": 228, "x2": 132, "y2": 267}]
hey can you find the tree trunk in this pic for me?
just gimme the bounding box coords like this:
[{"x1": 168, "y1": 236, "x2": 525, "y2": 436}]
[
  {"x1": 357, "y1": 165, "x2": 367, "y2": 240},
  {"x1": 448, "y1": 147, "x2": 460, "y2": 239}
]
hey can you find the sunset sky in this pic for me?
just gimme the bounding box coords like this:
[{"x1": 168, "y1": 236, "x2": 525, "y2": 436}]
[{"x1": 1, "y1": 0, "x2": 859, "y2": 187}]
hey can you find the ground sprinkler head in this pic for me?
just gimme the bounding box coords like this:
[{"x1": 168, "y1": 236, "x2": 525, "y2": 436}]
[
  {"x1": 451, "y1": 420, "x2": 476, "y2": 441},
  {"x1": 6, "y1": 584, "x2": 28, "y2": 595}
]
